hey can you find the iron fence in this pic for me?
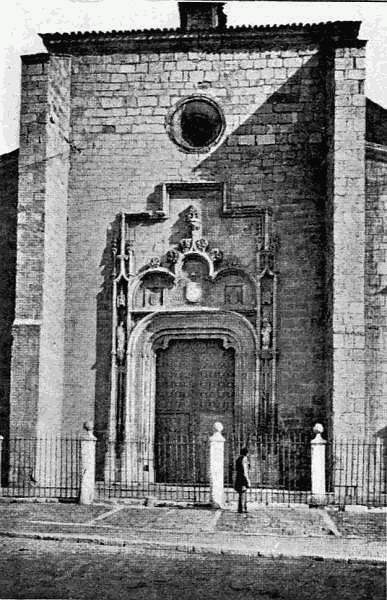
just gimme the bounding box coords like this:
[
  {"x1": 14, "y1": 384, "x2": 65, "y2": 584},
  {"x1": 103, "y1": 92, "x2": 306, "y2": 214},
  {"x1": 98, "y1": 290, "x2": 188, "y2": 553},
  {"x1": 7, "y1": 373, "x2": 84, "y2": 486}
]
[
  {"x1": 1, "y1": 432, "x2": 385, "y2": 507},
  {"x1": 327, "y1": 438, "x2": 386, "y2": 507},
  {"x1": 225, "y1": 430, "x2": 311, "y2": 504},
  {"x1": 0, "y1": 436, "x2": 81, "y2": 500},
  {"x1": 96, "y1": 434, "x2": 210, "y2": 503}
]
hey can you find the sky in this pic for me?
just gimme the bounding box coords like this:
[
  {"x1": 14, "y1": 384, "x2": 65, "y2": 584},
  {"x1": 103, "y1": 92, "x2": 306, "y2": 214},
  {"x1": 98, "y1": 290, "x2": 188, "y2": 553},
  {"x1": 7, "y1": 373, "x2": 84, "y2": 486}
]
[{"x1": 0, "y1": 0, "x2": 386, "y2": 154}]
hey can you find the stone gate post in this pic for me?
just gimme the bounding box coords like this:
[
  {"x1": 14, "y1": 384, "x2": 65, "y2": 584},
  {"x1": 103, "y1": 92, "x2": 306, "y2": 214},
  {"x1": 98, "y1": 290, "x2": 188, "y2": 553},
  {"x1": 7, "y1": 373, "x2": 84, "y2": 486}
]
[
  {"x1": 310, "y1": 423, "x2": 327, "y2": 506},
  {"x1": 79, "y1": 421, "x2": 96, "y2": 505},
  {"x1": 209, "y1": 422, "x2": 225, "y2": 509}
]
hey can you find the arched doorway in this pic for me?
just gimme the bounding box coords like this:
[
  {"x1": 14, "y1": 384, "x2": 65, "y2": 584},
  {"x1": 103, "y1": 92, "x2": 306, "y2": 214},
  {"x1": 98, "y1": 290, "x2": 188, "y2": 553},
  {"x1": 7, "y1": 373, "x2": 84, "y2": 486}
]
[{"x1": 121, "y1": 309, "x2": 258, "y2": 484}]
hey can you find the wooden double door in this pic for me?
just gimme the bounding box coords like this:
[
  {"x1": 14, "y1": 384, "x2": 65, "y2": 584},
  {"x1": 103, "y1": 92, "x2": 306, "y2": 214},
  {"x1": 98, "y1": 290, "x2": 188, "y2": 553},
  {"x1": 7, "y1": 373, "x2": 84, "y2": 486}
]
[{"x1": 155, "y1": 339, "x2": 235, "y2": 483}]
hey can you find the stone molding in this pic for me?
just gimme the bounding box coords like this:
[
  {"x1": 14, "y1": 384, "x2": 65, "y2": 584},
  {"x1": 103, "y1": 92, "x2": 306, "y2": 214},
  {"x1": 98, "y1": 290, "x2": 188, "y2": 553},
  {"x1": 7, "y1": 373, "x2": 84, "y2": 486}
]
[{"x1": 126, "y1": 309, "x2": 258, "y2": 428}]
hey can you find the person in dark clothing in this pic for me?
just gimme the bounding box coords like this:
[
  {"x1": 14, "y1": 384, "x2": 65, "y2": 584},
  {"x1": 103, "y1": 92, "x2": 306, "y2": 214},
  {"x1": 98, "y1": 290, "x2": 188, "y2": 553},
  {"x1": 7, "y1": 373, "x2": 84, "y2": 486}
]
[{"x1": 234, "y1": 447, "x2": 251, "y2": 513}]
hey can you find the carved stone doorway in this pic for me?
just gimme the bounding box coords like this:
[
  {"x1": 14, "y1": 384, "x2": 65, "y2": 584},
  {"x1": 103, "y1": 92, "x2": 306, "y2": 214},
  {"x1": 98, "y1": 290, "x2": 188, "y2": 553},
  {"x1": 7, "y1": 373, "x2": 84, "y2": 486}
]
[{"x1": 155, "y1": 338, "x2": 235, "y2": 483}]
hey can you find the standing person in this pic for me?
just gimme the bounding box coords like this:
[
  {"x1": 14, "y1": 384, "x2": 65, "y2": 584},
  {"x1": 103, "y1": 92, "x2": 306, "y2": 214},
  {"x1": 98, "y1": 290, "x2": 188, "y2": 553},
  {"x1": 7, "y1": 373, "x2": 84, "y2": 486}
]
[{"x1": 234, "y1": 447, "x2": 251, "y2": 513}]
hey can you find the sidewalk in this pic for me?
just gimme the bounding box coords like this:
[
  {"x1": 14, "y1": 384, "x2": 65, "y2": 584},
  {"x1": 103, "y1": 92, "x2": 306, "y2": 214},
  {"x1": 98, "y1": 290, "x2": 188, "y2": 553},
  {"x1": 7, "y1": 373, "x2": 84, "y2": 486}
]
[{"x1": 0, "y1": 500, "x2": 385, "y2": 563}]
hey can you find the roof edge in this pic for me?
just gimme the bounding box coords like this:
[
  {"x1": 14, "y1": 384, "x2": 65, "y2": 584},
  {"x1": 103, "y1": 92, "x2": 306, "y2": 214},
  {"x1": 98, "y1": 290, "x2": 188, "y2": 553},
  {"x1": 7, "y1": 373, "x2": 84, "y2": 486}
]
[{"x1": 39, "y1": 21, "x2": 363, "y2": 54}]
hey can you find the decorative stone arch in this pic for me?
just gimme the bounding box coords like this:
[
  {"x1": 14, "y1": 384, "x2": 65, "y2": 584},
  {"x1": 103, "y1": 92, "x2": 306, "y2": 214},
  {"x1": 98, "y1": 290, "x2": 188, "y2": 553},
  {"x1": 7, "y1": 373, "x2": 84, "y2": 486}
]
[{"x1": 121, "y1": 309, "x2": 258, "y2": 481}]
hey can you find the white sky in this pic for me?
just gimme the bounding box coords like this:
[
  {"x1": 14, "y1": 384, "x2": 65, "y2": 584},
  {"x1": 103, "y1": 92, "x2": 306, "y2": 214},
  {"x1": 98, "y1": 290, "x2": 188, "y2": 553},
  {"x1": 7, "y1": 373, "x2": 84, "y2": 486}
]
[{"x1": 1, "y1": 1, "x2": 386, "y2": 154}]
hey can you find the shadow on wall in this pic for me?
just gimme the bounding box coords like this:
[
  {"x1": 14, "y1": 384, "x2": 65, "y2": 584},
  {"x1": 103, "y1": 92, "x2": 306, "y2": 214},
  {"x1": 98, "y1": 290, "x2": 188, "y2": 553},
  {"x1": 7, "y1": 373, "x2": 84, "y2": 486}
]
[
  {"x1": 93, "y1": 52, "x2": 332, "y2": 475},
  {"x1": 191, "y1": 54, "x2": 329, "y2": 431},
  {"x1": 0, "y1": 149, "x2": 17, "y2": 484},
  {"x1": 366, "y1": 99, "x2": 387, "y2": 147},
  {"x1": 94, "y1": 217, "x2": 116, "y2": 479}
]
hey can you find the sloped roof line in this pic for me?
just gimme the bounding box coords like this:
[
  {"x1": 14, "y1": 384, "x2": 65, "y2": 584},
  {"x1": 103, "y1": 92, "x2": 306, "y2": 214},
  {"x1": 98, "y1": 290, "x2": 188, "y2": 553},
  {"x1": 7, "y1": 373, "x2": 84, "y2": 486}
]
[{"x1": 40, "y1": 20, "x2": 361, "y2": 44}]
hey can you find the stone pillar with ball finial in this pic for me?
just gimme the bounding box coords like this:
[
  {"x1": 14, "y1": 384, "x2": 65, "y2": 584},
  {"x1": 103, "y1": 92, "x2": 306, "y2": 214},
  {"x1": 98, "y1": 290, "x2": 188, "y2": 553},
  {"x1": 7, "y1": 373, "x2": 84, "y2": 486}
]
[
  {"x1": 209, "y1": 422, "x2": 225, "y2": 508},
  {"x1": 310, "y1": 423, "x2": 327, "y2": 506},
  {"x1": 79, "y1": 421, "x2": 97, "y2": 505}
]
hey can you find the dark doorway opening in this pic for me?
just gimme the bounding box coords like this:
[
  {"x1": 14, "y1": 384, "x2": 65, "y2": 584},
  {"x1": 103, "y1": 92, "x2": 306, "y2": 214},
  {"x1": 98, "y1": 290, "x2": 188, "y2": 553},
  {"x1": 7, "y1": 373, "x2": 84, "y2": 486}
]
[{"x1": 155, "y1": 338, "x2": 235, "y2": 483}]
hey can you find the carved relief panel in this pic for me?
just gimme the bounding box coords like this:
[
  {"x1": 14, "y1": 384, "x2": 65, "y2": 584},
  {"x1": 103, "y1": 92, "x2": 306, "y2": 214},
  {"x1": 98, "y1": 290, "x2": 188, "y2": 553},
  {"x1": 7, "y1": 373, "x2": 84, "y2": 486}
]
[{"x1": 106, "y1": 183, "x2": 280, "y2": 481}]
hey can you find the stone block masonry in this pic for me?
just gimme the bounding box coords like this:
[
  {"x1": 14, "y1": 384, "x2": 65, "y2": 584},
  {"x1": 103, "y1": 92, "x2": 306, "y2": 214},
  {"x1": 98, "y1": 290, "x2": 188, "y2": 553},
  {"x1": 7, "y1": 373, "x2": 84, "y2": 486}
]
[
  {"x1": 326, "y1": 45, "x2": 367, "y2": 439},
  {"x1": 10, "y1": 53, "x2": 71, "y2": 437},
  {"x1": 365, "y1": 144, "x2": 387, "y2": 439},
  {"x1": 64, "y1": 41, "x2": 328, "y2": 434}
]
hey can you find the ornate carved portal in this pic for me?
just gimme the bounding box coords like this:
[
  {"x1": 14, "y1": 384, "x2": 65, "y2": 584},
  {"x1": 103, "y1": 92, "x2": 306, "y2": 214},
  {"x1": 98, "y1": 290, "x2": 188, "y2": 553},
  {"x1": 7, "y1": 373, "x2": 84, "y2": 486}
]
[{"x1": 105, "y1": 183, "x2": 279, "y2": 483}]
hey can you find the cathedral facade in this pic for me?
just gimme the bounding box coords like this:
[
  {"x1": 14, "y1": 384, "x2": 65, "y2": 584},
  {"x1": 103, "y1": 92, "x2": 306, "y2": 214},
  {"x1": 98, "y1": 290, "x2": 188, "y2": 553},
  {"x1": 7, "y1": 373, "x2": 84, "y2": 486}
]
[{"x1": 0, "y1": 2, "x2": 385, "y2": 482}]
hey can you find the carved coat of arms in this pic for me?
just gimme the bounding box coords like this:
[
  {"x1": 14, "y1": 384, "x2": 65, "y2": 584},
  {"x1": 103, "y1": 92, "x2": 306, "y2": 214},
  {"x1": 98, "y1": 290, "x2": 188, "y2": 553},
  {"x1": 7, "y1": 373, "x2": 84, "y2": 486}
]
[{"x1": 185, "y1": 281, "x2": 202, "y2": 303}]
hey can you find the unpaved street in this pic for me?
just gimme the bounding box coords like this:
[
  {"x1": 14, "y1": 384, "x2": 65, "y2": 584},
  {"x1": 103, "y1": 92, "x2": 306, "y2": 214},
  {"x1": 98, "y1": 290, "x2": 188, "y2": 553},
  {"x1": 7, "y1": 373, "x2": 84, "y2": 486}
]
[{"x1": 0, "y1": 537, "x2": 384, "y2": 600}]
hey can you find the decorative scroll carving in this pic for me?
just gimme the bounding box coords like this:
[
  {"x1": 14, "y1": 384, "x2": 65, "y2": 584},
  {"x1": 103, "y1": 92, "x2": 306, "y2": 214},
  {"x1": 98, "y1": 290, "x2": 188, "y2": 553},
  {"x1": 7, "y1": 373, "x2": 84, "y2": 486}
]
[
  {"x1": 106, "y1": 194, "x2": 278, "y2": 482},
  {"x1": 131, "y1": 202, "x2": 227, "y2": 311}
]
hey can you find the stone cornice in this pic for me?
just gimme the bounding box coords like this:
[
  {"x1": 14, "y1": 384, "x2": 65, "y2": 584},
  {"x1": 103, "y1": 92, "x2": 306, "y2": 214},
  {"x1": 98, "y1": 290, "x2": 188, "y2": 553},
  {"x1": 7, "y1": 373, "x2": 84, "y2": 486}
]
[{"x1": 40, "y1": 21, "x2": 363, "y2": 55}]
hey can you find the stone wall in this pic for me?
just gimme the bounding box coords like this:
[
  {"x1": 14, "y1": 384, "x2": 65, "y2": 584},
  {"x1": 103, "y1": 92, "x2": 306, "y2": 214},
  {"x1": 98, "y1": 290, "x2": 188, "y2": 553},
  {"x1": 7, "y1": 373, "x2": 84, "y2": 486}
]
[
  {"x1": 0, "y1": 150, "x2": 17, "y2": 440},
  {"x1": 63, "y1": 42, "x2": 329, "y2": 434},
  {"x1": 365, "y1": 144, "x2": 387, "y2": 439},
  {"x1": 10, "y1": 54, "x2": 71, "y2": 437},
  {"x1": 326, "y1": 45, "x2": 367, "y2": 439}
]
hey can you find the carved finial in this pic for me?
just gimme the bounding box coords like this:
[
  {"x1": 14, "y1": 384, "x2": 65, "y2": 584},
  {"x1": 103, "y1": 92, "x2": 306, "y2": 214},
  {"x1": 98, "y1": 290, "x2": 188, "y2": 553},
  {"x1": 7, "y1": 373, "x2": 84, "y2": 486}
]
[
  {"x1": 112, "y1": 238, "x2": 118, "y2": 255},
  {"x1": 148, "y1": 257, "x2": 161, "y2": 269},
  {"x1": 166, "y1": 249, "x2": 180, "y2": 265},
  {"x1": 311, "y1": 423, "x2": 326, "y2": 446},
  {"x1": 313, "y1": 423, "x2": 324, "y2": 435},
  {"x1": 196, "y1": 238, "x2": 209, "y2": 252},
  {"x1": 213, "y1": 421, "x2": 224, "y2": 433},
  {"x1": 185, "y1": 205, "x2": 200, "y2": 232},
  {"x1": 179, "y1": 238, "x2": 192, "y2": 253},
  {"x1": 209, "y1": 248, "x2": 223, "y2": 263}
]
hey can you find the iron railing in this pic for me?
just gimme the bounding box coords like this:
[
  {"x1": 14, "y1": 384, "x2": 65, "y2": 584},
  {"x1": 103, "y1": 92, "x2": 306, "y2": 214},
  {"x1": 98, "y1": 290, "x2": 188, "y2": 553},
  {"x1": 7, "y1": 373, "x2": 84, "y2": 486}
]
[
  {"x1": 96, "y1": 434, "x2": 210, "y2": 503},
  {"x1": 0, "y1": 436, "x2": 81, "y2": 500},
  {"x1": 327, "y1": 438, "x2": 386, "y2": 507},
  {"x1": 225, "y1": 430, "x2": 311, "y2": 504},
  {"x1": 1, "y1": 433, "x2": 385, "y2": 507}
]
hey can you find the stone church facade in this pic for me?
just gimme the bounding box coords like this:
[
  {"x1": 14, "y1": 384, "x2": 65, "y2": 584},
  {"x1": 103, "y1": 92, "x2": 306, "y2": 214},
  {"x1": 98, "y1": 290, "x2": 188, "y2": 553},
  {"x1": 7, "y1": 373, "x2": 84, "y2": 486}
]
[{"x1": 0, "y1": 3, "x2": 386, "y2": 482}]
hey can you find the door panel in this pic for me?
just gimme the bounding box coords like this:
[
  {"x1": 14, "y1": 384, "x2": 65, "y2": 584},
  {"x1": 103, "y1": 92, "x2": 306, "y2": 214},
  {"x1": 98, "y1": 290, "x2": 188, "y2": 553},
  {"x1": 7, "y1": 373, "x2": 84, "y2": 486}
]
[{"x1": 155, "y1": 339, "x2": 234, "y2": 483}]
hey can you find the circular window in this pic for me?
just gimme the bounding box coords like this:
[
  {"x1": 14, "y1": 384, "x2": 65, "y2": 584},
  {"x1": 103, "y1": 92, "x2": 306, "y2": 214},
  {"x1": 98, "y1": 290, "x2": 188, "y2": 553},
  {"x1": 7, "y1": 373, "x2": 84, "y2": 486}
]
[{"x1": 167, "y1": 97, "x2": 225, "y2": 152}]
